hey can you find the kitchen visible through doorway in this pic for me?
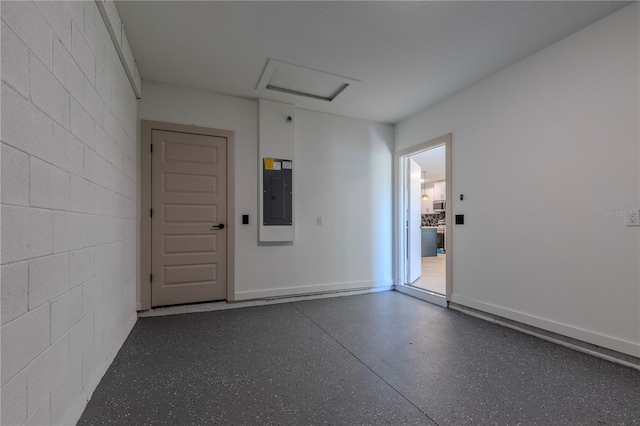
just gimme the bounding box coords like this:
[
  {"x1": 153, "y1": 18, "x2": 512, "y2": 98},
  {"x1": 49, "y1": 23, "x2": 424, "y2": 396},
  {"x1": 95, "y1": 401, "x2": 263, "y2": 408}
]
[{"x1": 405, "y1": 145, "x2": 446, "y2": 295}]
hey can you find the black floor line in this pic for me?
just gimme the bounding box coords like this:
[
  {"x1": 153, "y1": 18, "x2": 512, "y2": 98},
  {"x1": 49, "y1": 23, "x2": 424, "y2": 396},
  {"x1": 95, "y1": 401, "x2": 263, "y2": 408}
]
[{"x1": 290, "y1": 302, "x2": 440, "y2": 426}]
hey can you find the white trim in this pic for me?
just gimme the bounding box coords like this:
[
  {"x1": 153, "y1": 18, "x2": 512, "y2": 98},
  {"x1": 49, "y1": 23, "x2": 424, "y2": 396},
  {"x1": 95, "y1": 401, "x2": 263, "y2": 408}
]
[
  {"x1": 394, "y1": 134, "x2": 453, "y2": 301},
  {"x1": 234, "y1": 279, "x2": 393, "y2": 301},
  {"x1": 395, "y1": 284, "x2": 447, "y2": 307},
  {"x1": 95, "y1": 0, "x2": 142, "y2": 98},
  {"x1": 139, "y1": 286, "x2": 393, "y2": 318},
  {"x1": 451, "y1": 295, "x2": 640, "y2": 358},
  {"x1": 450, "y1": 304, "x2": 639, "y2": 371}
]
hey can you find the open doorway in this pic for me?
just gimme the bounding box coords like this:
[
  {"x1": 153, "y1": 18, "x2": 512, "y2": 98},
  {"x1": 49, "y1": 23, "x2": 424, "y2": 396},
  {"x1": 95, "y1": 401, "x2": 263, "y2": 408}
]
[
  {"x1": 407, "y1": 146, "x2": 446, "y2": 294},
  {"x1": 395, "y1": 134, "x2": 452, "y2": 306}
]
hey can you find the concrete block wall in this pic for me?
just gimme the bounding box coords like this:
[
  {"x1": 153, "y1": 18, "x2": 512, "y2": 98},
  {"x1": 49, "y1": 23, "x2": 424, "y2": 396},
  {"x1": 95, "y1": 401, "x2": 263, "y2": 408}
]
[{"x1": 1, "y1": 1, "x2": 138, "y2": 424}]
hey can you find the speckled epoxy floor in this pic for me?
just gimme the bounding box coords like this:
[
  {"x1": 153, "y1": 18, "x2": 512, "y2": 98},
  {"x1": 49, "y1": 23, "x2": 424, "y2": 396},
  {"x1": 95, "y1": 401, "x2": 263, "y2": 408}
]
[{"x1": 78, "y1": 291, "x2": 640, "y2": 425}]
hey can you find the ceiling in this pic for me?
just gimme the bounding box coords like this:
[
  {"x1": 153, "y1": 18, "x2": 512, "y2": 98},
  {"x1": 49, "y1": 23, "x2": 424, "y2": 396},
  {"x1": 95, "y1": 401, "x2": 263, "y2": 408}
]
[
  {"x1": 411, "y1": 145, "x2": 446, "y2": 184},
  {"x1": 116, "y1": 1, "x2": 629, "y2": 124}
]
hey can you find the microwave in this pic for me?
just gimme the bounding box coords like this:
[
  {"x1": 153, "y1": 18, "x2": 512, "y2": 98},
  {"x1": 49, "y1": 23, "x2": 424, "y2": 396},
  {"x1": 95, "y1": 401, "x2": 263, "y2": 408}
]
[{"x1": 433, "y1": 200, "x2": 446, "y2": 212}]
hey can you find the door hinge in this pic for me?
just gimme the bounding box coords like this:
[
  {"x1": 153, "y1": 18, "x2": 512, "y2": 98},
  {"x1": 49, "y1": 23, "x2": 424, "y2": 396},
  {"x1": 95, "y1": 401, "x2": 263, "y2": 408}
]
[
  {"x1": 150, "y1": 274, "x2": 153, "y2": 283},
  {"x1": 150, "y1": 144, "x2": 153, "y2": 153},
  {"x1": 150, "y1": 209, "x2": 153, "y2": 218}
]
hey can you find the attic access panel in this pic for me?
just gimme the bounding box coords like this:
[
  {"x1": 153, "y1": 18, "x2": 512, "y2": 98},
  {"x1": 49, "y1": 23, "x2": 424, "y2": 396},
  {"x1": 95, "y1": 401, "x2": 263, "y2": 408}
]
[{"x1": 257, "y1": 59, "x2": 359, "y2": 102}]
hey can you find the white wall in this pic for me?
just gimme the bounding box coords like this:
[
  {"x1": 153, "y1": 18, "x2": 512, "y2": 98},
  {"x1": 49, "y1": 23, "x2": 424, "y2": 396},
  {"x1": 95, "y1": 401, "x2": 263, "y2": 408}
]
[
  {"x1": 258, "y1": 99, "x2": 295, "y2": 242},
  {"x1": 1, "y1": 2, "x2": 139, "y2": 424},
  {"x1": 138, "y1": 81, "x2": 394, "y2": 301},
  {"x1": 396, "y1": 4, "x2": 640, "y2": 357}
]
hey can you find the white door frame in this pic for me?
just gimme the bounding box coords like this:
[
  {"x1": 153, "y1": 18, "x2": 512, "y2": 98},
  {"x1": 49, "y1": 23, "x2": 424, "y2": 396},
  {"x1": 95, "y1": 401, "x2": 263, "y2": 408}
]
[{"x1": 393, "y1": 133, "x2": 452, "y2": 307}]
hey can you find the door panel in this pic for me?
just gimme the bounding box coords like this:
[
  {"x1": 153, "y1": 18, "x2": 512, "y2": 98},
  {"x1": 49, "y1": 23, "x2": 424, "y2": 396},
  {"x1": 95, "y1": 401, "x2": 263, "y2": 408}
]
[
  {"x1": 163, "y1": 204, "x2": 218, "y2": 223},
  {"x1": 151, "y1": 129, "x2": 227, "y2": 307},
  {"x1": 164, "y1": 173, "x2": 217, "y2": 194},
  {"x1": 164, "y1": 141, "x2": 218, "y2": 163},
  {"x1": 163, "y1": 264, "x2": 217, "y2": 286},
  {"x1": 407, "y1": 158, "x2": 422, "y2": 284},
  {"x1": 163, "y1": 235, "x2": 217, "y2": 255}
]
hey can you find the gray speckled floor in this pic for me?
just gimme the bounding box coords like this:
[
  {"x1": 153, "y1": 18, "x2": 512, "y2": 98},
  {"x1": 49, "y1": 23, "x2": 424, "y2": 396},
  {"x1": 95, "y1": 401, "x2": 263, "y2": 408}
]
[{"x1": 78, "y1": 291, "x2": 640, "y2": 425}]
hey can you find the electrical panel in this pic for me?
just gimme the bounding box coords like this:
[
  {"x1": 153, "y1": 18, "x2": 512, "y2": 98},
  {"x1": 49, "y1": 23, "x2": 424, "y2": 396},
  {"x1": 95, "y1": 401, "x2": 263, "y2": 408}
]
[{"x1": 263, "y1": 158, "x2": 292, "y2": 226}]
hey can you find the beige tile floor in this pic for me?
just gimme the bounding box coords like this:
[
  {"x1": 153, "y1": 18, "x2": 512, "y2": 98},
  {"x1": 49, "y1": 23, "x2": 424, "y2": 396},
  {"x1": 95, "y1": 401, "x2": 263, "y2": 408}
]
[{"x1": 410, "y1": 254, "x2": 446, "y2": 294}]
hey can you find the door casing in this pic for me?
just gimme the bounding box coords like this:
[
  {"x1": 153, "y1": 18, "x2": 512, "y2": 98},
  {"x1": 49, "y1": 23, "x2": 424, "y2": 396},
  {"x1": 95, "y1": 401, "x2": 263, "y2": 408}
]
[
  {"x1": 140, "y1": 120, "x2": 236, "y2": 310},
  {"x1": 394, "y1": 133, "x2": 452, "y2": 304}
]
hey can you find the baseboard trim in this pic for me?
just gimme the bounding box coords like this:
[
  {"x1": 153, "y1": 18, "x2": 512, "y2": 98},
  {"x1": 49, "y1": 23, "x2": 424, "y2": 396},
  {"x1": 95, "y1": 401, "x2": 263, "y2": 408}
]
[
  {"x1": 450, "y1": 296, "x2": 640, "y2": 366},
  {"x1": 233, "y1": 279, "x2": 394, "y2": 301},
  {"x1": 395, "y1": 284, "x2": 447, "y2": 307},
  {"x1": 139, "y1": 284, "x2": 394, "y2": 318}
]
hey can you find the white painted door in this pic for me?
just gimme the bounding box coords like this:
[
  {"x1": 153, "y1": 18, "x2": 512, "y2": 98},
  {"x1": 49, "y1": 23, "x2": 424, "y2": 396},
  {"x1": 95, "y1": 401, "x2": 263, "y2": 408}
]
[{"x1": 407, "y1": 158, "x2": 422, "y2": 284}]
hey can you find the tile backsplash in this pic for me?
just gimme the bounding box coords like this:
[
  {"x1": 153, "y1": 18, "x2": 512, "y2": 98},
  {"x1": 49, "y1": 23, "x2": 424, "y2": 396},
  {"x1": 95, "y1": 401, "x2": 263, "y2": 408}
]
[{"x1": 422, "y1": 213, "x2": 445, "y2": 226}]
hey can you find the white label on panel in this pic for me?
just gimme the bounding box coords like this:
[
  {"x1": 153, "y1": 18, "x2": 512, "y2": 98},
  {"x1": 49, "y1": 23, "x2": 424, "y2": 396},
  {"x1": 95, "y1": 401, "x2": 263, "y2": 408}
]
[
  {"x1": 273, "y1": 161, "x2": 281, "y2": 170},
  {"x1": 282, "y1": 161, "x2": 292, "y2": 169}
]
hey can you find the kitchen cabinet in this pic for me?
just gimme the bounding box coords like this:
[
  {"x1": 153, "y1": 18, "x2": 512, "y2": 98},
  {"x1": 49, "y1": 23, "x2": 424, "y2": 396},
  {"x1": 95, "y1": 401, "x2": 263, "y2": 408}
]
[
  {"x1": 421, "y1": 187, "x2": 434, "y2": 213},
  {"x1": 421, "y1": 228, "x2": 437, "y2": 257},
  {"x1": 433, "y1": 181, "x2": 446, "y2": 200}
]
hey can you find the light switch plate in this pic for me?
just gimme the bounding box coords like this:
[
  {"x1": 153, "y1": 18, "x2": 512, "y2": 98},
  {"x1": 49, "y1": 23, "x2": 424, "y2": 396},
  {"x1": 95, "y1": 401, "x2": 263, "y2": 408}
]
[{"x1": 626, "y1": 209, "x2": 640, "y2": 227}]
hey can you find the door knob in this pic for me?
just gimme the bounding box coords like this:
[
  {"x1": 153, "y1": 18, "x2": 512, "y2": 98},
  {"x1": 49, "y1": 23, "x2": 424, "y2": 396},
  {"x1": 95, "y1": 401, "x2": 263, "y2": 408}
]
[{"x1": 211, "y1": 224, "x2": 225, "y2": 230}]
